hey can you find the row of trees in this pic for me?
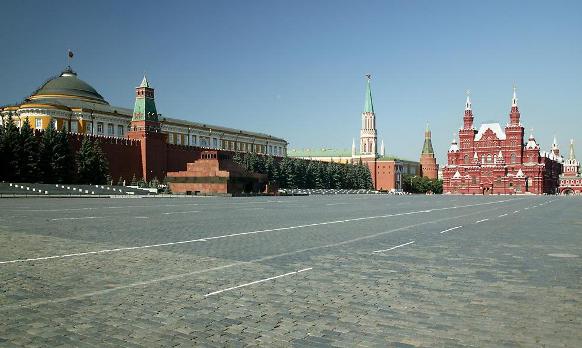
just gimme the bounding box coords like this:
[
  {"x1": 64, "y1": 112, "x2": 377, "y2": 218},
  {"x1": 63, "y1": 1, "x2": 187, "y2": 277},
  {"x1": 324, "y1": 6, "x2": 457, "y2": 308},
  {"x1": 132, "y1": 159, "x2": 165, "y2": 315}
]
[
  {"x1": 0, "y1": 117, "x2": 109, "y2": 184},
  {"x1": 402, "y1": 174, "x2": 443, "y2": 194},
  {"x1": 233, "y1": 152, "x2": 374, "y2": 189}
]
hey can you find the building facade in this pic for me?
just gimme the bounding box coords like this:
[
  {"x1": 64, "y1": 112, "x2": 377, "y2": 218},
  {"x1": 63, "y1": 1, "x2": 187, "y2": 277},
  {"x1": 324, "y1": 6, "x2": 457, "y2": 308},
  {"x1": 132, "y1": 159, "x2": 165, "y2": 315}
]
[
  {"x1": 1, "y1": 67, "x2": 287, "y2": 157},
  {"x1": 559, "y1": 139, "x2": 582, "y2": 194},
  {"x1": 443, "y1": 88, "x2": 562, "y2": 194},
  {"x1": 1, "y1": 66, "x2": 287, "y2": 182}
]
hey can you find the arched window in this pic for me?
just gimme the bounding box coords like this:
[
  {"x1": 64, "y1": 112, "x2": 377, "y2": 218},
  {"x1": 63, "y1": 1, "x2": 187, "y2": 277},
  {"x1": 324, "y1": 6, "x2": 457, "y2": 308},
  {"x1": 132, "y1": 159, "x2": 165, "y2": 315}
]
[
  {"x1": 487, "y1": 154, "x2": 492, "y2": 163},
  {"x1": 464, "y1": 154, "x2": 469, "y2": 164},
  {"x1": 511, "y1": 153, "x2": 516, "y2": 164}
]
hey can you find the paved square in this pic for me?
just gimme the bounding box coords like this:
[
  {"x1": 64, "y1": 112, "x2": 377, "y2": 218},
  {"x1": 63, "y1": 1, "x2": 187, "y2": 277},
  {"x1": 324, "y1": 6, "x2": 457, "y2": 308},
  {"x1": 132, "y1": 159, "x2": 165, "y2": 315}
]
[{"x1": 0, "y1": 195, "x2": 581, "y2": 347}]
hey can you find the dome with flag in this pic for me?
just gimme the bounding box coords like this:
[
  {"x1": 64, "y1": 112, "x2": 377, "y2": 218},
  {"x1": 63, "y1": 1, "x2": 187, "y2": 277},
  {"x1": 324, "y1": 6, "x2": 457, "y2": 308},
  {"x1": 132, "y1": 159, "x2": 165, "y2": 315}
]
[{"x1": 28, "y1": 66, "x2": 108, "y2": 105}]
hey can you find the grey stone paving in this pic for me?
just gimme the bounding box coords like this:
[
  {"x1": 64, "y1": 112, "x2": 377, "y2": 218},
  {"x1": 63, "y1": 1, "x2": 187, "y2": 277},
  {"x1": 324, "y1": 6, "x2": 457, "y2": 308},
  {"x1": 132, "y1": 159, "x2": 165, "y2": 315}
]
[{"x1": 0, "y1": 195, "x2": 580, "y2": 347}]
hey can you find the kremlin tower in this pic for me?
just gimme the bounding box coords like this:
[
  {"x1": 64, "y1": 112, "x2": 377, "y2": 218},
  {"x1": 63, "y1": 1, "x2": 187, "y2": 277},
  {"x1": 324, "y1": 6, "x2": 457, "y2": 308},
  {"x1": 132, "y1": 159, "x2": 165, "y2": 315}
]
[
  {"x1": 420, "y1": 124, "x2": 438, "y2": 179},
  {"x1": 128, "y1": 76, "x2": 167, "y2": 181},
  {"x1": 359, "y1": 75, "x2": 377, "y2": 157}
]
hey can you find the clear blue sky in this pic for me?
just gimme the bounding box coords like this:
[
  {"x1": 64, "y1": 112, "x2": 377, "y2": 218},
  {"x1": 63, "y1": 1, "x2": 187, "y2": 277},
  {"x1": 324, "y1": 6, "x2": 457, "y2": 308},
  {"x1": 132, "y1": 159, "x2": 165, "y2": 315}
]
[{"x1": 1, "y1": 0, "x2": 581, "y2": 164}]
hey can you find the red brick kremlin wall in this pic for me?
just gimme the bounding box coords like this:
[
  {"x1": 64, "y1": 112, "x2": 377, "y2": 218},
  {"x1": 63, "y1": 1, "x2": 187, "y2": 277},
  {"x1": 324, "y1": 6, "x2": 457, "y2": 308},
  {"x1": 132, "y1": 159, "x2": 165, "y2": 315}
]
[{"x1": 66, "y1": 133, "x2": 143, "y2": 183}]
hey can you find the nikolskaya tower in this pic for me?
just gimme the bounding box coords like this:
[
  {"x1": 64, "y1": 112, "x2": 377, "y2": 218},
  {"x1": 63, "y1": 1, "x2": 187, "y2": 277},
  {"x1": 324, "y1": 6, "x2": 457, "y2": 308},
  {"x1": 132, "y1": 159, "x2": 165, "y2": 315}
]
[{"x1": 359, "y1": 74, "x2": 378, "y2": 158}]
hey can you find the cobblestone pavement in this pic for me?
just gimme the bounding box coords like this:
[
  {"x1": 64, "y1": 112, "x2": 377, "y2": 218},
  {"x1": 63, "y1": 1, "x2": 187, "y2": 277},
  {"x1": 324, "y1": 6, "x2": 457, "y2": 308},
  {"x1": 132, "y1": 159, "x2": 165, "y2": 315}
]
[{"x1": 0, "y1": 195, "x2": 580, "y2": 347}]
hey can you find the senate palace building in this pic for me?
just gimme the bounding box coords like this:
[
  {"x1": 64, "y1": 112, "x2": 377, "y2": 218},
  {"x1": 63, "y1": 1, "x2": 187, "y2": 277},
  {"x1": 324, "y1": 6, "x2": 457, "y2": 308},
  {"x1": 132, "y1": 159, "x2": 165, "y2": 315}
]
[{"x1": 1, "y1": 66, "x2": 287, "y2": 157}]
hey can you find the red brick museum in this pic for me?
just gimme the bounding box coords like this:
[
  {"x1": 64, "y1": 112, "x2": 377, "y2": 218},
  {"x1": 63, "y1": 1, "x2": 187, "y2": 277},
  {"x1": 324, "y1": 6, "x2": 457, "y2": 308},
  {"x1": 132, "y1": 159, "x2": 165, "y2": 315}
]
[{"x1": 443, "y1": 89, "x2": 562, "y2": 194}]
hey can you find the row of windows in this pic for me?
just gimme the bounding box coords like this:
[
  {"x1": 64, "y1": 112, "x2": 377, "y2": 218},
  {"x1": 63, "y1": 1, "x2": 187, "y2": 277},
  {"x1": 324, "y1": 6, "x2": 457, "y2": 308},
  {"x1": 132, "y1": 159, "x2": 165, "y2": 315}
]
[
  {"x1": 167, "y1": 133, "x2": 285, "y2": 155},
  {"x1": 562, "y1": 179, "x2": 581, "y2": 185},
  {"x1": 86, "y1": 122, "x2": 126, "y2": 137},
  {"x1": 462, "y1": 153, "x2": 518, "y2": 164},
  {"x1": 8, "y1": 116, "x2": 286, "y2": 155}
]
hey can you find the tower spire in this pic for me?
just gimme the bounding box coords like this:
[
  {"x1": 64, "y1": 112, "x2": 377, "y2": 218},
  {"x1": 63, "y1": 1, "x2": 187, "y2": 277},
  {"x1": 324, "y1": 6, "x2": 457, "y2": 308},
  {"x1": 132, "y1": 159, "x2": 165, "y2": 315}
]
[
  {"x1": 509, "y1": 84, "x2": 521, "y2": 125},
  {"x1": 465, "y1": 89, "x2": 472, "y2": 111},
  {"x1": 364, "y1": 74, "x2": 374, "y2": 113},
  {"x1": 569, "y1": 139, "x2": 576, "y2": 160},
  {"x1": 359, "y1": 74, "x2": 377, "y2": 157},
  {"x1": 380, "y1": 139, "x2": 385, "y2": 156},
  {"x1": 422, "y1": 123, "x2": 434, "y2": 154},
  {"x1": 512, "y1": 84, "x2": 518, "y2": 107},
  {"x1": 140, "y1": 74, "x2": 150, "y2": 88},
  {"x1": 463, "y1": 90, "x2": 474, "y2": 129}
]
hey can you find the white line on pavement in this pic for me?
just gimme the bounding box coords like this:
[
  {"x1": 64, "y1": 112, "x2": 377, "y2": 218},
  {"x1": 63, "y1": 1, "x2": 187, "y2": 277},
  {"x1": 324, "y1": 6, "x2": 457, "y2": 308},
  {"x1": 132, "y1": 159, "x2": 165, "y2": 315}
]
[
  {"x1": 106, "y1": 203, "x2": 200, "y2": 209},
  {"x1": 513, "y1": 210, "x2": 520, "y2": 214},
  {"x1": 162, "y1": 210, "x2": 200, "y2": 215},
  {"x1": 50, "y1": 217, "x2": 104, "y2": 221},
  {"x1": 134, "y1": 216, "x2": 149, "y2": 219},
  {"x1": 439, "y1": 226, "x2": 463, "y2": 234},
  {"x1": 498, "y1": 213, "x2": 508, "y2": 217},
  {"x1": 325, "y1": 203, "x2": 350, "y2": 206},
  {"x1": 475, "y1": 218, "x2": 489, "y2": 224},
  {"x1": 0, "y1": 198, "x2": 523, "y2": 265},
  {"x1": 13, "y1": 203, "x2": 202, "y2": 213},
  {"x1": 0, "y1": 206, "x2": 507, "y2": 309},
  {"x1": 373, "y1": 241, "x2": 415, "y2": 253},
  {"x1": 204, "y1": 268, "x2": 312, "y2": 297}
]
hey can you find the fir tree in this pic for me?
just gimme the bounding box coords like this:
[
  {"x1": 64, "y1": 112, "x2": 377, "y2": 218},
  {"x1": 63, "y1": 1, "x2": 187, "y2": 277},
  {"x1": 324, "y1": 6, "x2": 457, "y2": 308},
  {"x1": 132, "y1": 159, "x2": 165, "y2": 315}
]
[
  {"x1": 314, "y1": 162, "x2": 325, "y2": 189},
  {"x1": 76, "y1": 137, "x2": 109, "y2": 184},
  {"x1": 18, "y1": 117, "x2": 40, "y2": 183},
  {"x1": 76, "y1": 137, "x2": 94, "y2": 184},
  {"x1": 39, "y1": 121, "x2": 58, "y2": 183},
  {"x1": 363, "y1": 164, "x2": 374, "y2": 189},
  {"x1": 305, "y1": 161, "x2": 316, "y2": 189},
  {"x1": 0, "y1": 121, "x2": 4, "y2": 181},
  {"x1": 2, "y1": 116, "x2": 21, "y2": 182},
  {"x1": 130, "y1": 174, "x2": 137, "y2": 186},
  {"x1": 92, "y1": 140, "x2": 109, "y2": 184},
  {"x1": 232, "y1": 151, "x2": 242, "y2": 165},
  {"x1": 52, "y1": 127, "x2": 74, "y2": 183}
]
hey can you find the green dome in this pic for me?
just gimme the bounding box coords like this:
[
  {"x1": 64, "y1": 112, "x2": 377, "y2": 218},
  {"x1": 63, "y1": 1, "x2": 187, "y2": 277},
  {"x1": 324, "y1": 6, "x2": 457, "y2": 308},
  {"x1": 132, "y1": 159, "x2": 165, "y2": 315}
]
[{"x1": 30, "y1": 67, "x2": 108, "y2": 104}]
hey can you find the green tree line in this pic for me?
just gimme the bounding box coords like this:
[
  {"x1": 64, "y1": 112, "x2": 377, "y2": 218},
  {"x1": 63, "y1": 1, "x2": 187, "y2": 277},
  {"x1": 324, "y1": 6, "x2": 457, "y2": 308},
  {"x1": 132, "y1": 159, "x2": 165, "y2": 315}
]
[
  {"x1": 0, "y1": 117, "x2": 109, "y2": 184},
  {"x1": 233, "y1": 151, "x2": 374, "y2": 190},
  {"x1": 402, "y1": 174, "x2": 443, "y2": 194}
]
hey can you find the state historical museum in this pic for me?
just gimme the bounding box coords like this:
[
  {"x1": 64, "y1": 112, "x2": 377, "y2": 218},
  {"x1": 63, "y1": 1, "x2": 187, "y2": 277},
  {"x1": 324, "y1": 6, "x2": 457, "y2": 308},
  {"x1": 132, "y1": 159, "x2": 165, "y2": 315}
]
[{"x1": 443, "y1": 89, "x2": 562, "y2": 195}]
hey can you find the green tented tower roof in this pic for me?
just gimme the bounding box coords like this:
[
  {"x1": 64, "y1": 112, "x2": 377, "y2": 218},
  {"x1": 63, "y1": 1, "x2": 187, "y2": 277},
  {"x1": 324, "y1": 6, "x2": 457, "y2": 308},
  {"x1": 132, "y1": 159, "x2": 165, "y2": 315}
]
[
  {"x1": 364, "y1": 76, "x2": 374, "y2": 113},
  {"x1": 132, "y1": 75, "x2": 158, "y2": 122},
  {"x1": 422, "y1": 124, "x2": 434, "y2": 155}
]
